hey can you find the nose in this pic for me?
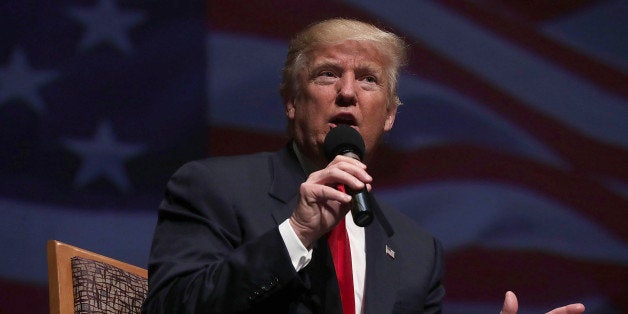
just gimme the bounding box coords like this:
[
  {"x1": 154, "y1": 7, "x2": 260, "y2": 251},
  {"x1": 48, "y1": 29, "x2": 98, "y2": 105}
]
[{"x1": 336, "y1": 73, "x2": 357, "y2": 106}]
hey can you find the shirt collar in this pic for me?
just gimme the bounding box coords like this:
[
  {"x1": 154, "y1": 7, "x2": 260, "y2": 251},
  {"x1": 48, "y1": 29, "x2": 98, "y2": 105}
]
[{"x1": 291, "y1": 141, "x2": 320, "y2": 175}]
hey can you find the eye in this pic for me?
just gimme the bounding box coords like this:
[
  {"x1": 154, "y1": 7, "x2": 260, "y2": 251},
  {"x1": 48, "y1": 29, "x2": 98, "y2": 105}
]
[
  {"x1": 312, "y1": 70, "x2": 338, "y2": 84},
  {"x1": 364, "y1": 76, "x2": 377, "y2": 83},
  {"x1": 360, "y1": 75, "x2": 379, "y2": 85}
]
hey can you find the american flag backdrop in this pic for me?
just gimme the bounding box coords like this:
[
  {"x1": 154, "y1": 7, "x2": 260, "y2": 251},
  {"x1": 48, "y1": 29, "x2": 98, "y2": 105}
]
[{"x1": 1, "y1": 1, "x2": 626, "y2": 313}]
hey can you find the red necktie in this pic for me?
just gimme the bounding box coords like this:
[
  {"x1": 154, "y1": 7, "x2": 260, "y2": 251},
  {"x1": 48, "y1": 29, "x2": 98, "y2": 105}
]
[{"x1": 328, "y1": 215, "x2": 355, "y2": 314}]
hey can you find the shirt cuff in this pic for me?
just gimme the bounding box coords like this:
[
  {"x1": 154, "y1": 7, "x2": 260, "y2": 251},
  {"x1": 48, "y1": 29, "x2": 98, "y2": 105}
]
[{"x1": 278, "y1": 219, "x2": 313, "y2": 272}]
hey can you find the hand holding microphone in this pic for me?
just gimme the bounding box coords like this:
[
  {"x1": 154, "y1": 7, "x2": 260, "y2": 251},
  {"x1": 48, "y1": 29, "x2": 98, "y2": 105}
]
[
  {"x1": 324, "y1": 125, "x2": 374, "y2": 227},
  {"x1": 289, "y1": 125, "x2": 374, "y2": 247}
]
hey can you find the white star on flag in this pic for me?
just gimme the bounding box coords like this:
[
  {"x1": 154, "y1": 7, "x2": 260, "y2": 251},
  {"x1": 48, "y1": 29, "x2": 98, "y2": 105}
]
[
  {"x1": 67, "y1": 0, "x2": 146, "y2": 53},
  {"x1": 63, "y1": 120, "x2": 146, "y2": 193},
  {"x1": 0, "y1": 48, "x2": 58, "y2": 114}
]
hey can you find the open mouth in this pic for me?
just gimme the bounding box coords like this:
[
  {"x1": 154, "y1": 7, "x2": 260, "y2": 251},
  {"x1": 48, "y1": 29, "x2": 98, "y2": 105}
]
[{"x1": 330, "y1": 114, "x2": 356, "y2": 127}]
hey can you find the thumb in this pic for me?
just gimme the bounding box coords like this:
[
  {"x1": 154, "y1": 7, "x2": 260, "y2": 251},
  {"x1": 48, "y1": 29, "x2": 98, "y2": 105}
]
[{"x1": 500, "y1": 291, "x2": 519, "y2": 314}]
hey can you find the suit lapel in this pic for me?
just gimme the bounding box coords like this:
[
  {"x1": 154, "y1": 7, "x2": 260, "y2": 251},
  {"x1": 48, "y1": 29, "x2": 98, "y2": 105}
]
[
  {"x1": 268, "y1": 145, "x2": 306, "y2": 224},
  {"x1": 265, "y1": 146, "x2": 343, "y2": 312},
  {"x1": 363, "y1": 200, "x2": 398, "y2": 313}
]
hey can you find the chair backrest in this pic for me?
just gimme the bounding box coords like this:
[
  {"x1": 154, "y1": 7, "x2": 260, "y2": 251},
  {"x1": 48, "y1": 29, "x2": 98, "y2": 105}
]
[{"x1": 46, "y1": 239, "x2": 148, "y2": 314}]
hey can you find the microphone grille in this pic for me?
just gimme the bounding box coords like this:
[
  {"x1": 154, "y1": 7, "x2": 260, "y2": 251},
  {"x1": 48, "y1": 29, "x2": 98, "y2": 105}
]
[{"x1": 323, "y1": 125, "x2": 365, "y2": 161}]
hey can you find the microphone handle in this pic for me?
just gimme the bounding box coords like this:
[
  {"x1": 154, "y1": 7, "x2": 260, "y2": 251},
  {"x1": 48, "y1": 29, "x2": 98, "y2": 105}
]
[
  {"x1": 338, "y1": 151, "x2": 373, "y2": 227},
  {"x1": 349, "y1": 187, "x2": 374, "y2": 227}
]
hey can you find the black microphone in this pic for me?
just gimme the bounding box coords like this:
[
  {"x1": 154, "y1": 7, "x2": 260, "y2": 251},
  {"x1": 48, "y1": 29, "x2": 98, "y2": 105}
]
[{"x1": 323, "y1": 125, "x2": 374, "y2": 227}]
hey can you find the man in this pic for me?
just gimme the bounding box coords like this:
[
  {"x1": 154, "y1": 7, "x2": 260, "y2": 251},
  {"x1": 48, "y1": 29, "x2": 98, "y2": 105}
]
[{"x1": 142, "y1": 18, "x2": 585, "y2": 313}]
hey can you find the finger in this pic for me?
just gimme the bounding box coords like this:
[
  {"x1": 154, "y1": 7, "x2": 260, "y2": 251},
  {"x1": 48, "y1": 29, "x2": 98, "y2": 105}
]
[
  {"x1": 566, "y1": 303, "x2": 586, "y2": 314},
  {"x1": 301, "y1": 182, "x2": 352, "y2": 205},
  {"x1": 292, "y1": 183, "x2": 352, "y2": 243},
  {"x1": 309, "y1": 165, "x2": 371, "y2": 190},
  {"x1": 328, "y1": 158, "x2": 370, "y2": 181},
  {"x1": 329, "y1": 155, "x2": 367, "y2": 168},
  {"x1": 500, "y1": 291, "x2": 518, "y2": 314},
  {"x1": 546, "y1": 303, "x2": 585, "y2": 314}
]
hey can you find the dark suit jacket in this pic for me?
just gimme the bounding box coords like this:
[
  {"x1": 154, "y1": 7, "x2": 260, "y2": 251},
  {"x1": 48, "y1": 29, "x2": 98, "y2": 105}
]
[{"x1": 142, "y1": 145, "x2": 445, "y2": 313}]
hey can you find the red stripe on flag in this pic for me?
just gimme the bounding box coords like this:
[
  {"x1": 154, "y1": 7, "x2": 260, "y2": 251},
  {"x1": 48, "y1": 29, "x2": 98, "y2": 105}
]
[
  {"x1": 370, "y1": 144, "x2": 628, "y2": 241},
  {"x1": 0, "y1": 279, "x2": 49, "y2": 314},
  {"x1": 207, "y1": 0, "x2": 380, "y2": 40},
  {"x1": 438, "y1": 0, "x2": 628, "y2": 98},
  {"x1": 400, "y1": 33, "x2": 628, "y2": 181},
  {"x1": 452, "y1": 0, "x2": 600, "y2": 21},
  {"x1": 208, "y1": 126, "x2": 286, "y2": 156},
  {"x1": 444, "y1": 247, "x2": 628, "y2": 311}
]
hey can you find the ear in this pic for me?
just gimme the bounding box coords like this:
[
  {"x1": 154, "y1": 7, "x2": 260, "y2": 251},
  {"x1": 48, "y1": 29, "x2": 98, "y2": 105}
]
[
  {"x1": 383, "y1": 104, "x2": 397, "y2": 132},
  {"x1": 285, "y1": 99, "x2": 296, "y2": 120}
]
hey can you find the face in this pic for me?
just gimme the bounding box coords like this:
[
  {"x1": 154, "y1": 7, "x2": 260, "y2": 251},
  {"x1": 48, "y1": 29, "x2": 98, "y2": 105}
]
[{"x1": 285, "y1": 40, "x2": 397, "y2": 168}]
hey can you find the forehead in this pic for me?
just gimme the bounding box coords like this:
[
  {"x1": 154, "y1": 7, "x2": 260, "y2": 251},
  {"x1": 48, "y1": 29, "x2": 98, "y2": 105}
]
[{"x1": 307, "y1": 40, "x2": 388, "y2": 69}]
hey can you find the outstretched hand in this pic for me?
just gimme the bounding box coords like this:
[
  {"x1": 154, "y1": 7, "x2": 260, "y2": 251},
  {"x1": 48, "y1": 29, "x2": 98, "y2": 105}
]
[{"x1": 500, "y1": 291, "x2": 585, "y2": 314}]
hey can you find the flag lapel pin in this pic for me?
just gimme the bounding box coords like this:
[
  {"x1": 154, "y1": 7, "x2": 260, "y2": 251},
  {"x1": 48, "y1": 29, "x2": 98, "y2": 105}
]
[{"x1": 385, "y1": 245, "x2": 395, "y2": 259}]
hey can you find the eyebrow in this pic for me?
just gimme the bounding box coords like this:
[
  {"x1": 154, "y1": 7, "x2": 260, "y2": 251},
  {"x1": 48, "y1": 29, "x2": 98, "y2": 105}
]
[
  {"x1": 309, "y1": 58, "x2": 384, "y2": 76},
  {"x1": 308, "y1": 58, "x2": 341, "y2": 72}
]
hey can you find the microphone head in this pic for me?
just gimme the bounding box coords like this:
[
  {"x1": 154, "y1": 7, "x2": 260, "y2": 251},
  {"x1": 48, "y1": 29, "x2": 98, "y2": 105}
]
[{"x1": 324, "y1": 125, "x2": 365, "y2": 161}]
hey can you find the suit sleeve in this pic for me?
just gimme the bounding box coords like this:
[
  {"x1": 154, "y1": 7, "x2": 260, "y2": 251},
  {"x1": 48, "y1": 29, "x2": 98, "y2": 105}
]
[
  {"x1": 142, "y1": 160, "x2": 302, "y2": 313},
  {"x1": 423, "y1": 237, "x2": 446, "y2": 314}
]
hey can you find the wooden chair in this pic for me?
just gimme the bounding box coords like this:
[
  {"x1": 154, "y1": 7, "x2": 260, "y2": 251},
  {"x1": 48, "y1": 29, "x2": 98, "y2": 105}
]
[{"x1": 46, "y1": 239, "x2": 148, "y2": 314}]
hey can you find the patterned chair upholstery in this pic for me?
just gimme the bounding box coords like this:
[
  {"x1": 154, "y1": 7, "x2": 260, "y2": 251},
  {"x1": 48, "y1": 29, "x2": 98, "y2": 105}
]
[
  {"x1": 71, "y1": 256, "x2": 148, "y2": 313},
  {"x1": 47, "y1": 240, "x2": 148, "y2": 314}
]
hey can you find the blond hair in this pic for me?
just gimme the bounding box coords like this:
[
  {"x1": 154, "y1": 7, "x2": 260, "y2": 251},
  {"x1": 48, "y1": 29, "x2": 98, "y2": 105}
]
[{"x1": 280, "y1": 18, "x2": 408, "y2": 109}]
